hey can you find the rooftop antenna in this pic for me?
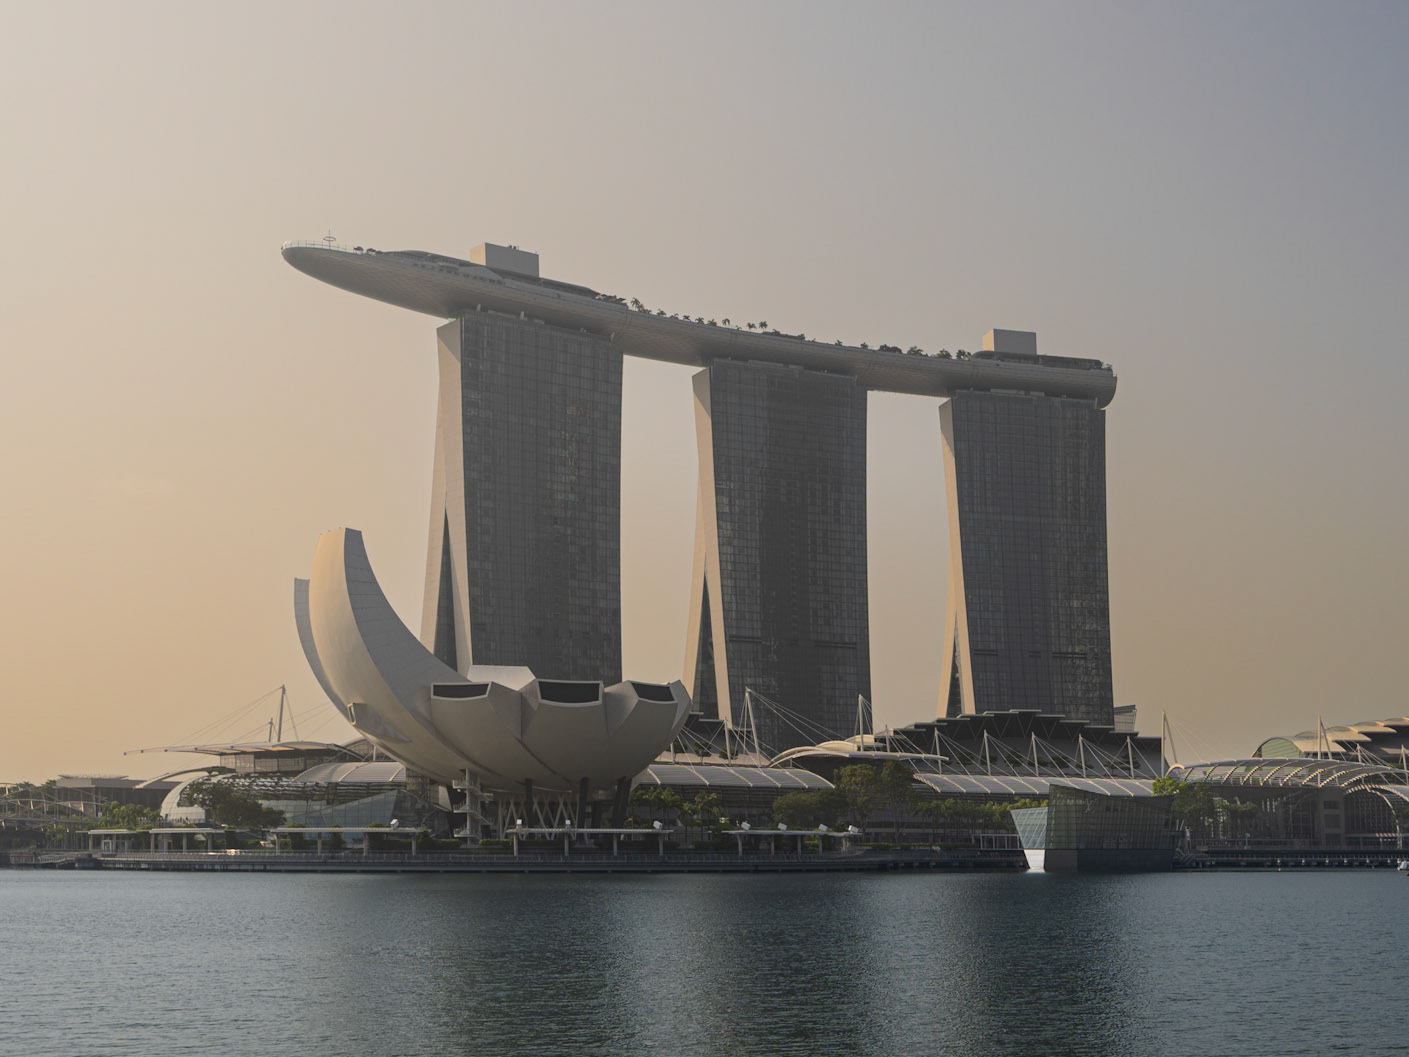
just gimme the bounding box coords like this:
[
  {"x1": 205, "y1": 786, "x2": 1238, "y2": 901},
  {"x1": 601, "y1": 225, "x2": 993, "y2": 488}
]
[
  {"x1": 1161, "y1": 711, "x2": 1177, "y2": 772},
  {"x1": 747, "y1": 690, "x2": 763, "y2": 761},
  {"x1": 284, "y1": 686, "x2": 301, "y2": 741},
  {"x1": 737, "y1": 688, "x2": 761, "y2": 762}
]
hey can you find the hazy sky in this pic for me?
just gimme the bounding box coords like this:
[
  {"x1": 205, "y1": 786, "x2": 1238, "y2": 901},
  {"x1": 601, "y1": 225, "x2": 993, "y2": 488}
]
[{"x1": 2, "y1": 2, "x2": 1406, "y2": 781}]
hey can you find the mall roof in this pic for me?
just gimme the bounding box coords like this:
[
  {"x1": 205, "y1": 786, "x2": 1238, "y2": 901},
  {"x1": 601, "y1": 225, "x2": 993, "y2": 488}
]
[
  {"x1": 126, "y1": 741, "x2": 361, "y2": 758},
  {"x1": 771, "y1": 739, "x2": 946, "y2": 767},
  {"x1": 1173, "y1": 758, "x2": 1409, "y2": 790},
  {"x1": 637, "y1": 763, "x2": 834, "y2": 791},
  {"x1": 1255, "y1": 717, "x2": 1409, "y2": 760},
  {"x1": 915, "y1": 774, "x2": 1156, "y2": 798},
  {"x1": 294, "y1": 761, "x2": 408, "y2": 784}
]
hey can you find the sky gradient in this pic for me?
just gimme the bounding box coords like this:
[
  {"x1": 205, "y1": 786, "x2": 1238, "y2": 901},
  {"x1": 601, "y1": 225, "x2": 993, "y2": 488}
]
[{"x1": 2, "y1": 1, "x2": 1406, "y2": 780}]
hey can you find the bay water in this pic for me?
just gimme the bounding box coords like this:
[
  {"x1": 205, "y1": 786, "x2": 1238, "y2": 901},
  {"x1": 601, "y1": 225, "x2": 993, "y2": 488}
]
[{"x1": 2, "y1": 869, "x2": 1401, "y2": 1056}]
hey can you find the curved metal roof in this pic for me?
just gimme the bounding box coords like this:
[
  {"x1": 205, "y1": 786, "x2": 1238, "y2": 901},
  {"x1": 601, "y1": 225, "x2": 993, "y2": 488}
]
[
  {"x1": 1254, "y1": 718, "x2": 1409, "y2": 760},
  {"x1": 1173, "y1": 758, "x2": 1409, "y2": 790},
  {"x1": 637, "y1": 763, "x2": 833, "y2": 791},
  {"x1": 127, "y1": 740, "x2": 355, "y2": 758},
  {"x1": 915, "y1": 774, "x2": 1156, "y2": 798},
  {"x1": 771, "y1": 739, "x2": 946, "y2": 767},
  {"x1": 282, "y1": 242, "x2": 1116, "y2": 406},
  {"x1": 293, "y1": 761, "x2": 408, "y2": 784}
]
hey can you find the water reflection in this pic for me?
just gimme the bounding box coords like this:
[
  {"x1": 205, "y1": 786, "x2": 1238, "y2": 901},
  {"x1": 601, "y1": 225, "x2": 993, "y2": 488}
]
[
  {"x1": 365, "y1": 874, "x2": 1146, "y2": 1057},
  {"x1": 923, "y1": 875, "x2": 1139, "y2": 1057},
  {"x1": 417, "y1": 876, "x2": 892, "y2": 1056},
  {"x1": 5, "y1": 870, "x2": 1409, "y2": 1057}
]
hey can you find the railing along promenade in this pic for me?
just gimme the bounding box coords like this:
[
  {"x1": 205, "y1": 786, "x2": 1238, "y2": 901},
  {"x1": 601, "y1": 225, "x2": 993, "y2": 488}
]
[
  {"x1": 1176, "y1": 845, "x2": 1408, "y2": 869},
  {"x1": 75, "y1": 846, "x2": 1024, "y2": 874}
]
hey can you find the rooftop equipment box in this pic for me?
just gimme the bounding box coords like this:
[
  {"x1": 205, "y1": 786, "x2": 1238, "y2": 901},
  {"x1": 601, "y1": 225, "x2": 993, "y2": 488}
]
[
  {"x1": 470, "y1": 242, "x2": 540, "y2": 278},
  {"x1": 982, "y1": 329, "x2": 1038, "y2": 357}
]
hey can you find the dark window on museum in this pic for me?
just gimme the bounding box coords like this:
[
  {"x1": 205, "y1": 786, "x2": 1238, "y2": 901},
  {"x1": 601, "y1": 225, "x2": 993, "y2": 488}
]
[
  {"x1": 538, "y1": 680, "x2": 601, "y2": 703},
  {"x1": 432, "y1": 683, "x2": 489, "y2": 699},
  {"x1": 630, "y1": 682, "x2": 676, "y2": 703}
]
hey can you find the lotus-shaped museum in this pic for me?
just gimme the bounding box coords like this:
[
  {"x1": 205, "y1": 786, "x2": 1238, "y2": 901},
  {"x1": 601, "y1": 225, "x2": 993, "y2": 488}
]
[{"x1": 294, "y1": 528, "x2": 691, "y2": 805}]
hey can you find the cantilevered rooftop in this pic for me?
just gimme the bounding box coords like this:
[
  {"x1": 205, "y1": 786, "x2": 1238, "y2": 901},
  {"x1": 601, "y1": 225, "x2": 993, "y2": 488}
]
[{"x1": 281, "y1": 240, "x2": 1116, "y2": 404}]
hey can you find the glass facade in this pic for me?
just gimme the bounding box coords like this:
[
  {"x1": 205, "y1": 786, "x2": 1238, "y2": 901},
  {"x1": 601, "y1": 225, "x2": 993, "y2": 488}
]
[
  {"x1": 1045, "y1": 786, "x2": 1172, "y2": 851},
  {"x1": 1032, "y1": 785, "x2": 1176, "y2": 871},
  {"x1": 690, "y1": 360, "x2": 870, "y2": 753},
  {"x1": 434, "y1": 312, "x2": 623, "y2": 681},
  {"x1": 1010, "y1": 805, "x2": 1049, "y2": 851},
  {"x1": 943, "y1": 390, "x2": 1114, "y2": 725}
]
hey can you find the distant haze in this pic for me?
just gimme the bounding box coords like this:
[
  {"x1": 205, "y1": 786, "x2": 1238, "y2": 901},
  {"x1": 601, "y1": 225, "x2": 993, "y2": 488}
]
[{"x1": 2, "y1": 2, "x2": 1406, "y2": 780}]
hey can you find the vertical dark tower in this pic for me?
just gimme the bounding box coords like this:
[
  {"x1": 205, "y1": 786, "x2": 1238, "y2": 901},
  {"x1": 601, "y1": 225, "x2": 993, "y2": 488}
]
[
  {"x1": 684, "y1": 360, "x2": 871, "y2": 752},
  {"x1": 420, "y1": 311, "x2": 623, "y2": 682},
  {"x1": 939, "y1": 338, "x2": 1114, "y2": 725}
]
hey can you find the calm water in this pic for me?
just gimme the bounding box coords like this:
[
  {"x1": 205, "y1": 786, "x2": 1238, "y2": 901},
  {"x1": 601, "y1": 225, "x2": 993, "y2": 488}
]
[{"x1": 1, "y1": 868, "x2": 1402, "y2": 1056}]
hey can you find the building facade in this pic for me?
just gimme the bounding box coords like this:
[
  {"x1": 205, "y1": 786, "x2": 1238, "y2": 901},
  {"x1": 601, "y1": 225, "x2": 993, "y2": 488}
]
[
  {"x1": 683, "y1": 360, "x2": 871, "y2": 752},
  {"x1": 285, "y1": 242, "x2": 1122, "y2": 747},
  {"x1": 939, "y1": 381, "x2": 1114, "y2": 726},
  {"x1": 420, "y1": 311, "x2": 623, "y2": 682}
]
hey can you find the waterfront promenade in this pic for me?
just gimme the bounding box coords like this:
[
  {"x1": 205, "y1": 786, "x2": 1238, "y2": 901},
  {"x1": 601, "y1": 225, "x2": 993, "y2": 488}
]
[{"x1": 4, "y1": 847, "x2": 1024, "y2": 874}]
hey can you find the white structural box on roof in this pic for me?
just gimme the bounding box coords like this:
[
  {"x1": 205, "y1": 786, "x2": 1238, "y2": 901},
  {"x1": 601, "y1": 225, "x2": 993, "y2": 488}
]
[
  {"x1": 982, "y1": 329, "x2": 1038, "y2": 356},
  {"x1": 469, "y1": 242, "x2": 540, "y2": 278}
]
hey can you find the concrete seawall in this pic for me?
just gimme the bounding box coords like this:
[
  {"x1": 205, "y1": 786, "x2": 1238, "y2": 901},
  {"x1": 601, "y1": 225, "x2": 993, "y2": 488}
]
[{"x1": 24, "y1": 848, "x2": 1026, "y2": 875}]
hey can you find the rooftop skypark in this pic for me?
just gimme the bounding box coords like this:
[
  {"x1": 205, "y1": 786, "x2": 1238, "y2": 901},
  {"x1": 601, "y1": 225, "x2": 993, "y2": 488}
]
[{"x1": 281, "y1": 240, "x2": 1116, "y2": 405}]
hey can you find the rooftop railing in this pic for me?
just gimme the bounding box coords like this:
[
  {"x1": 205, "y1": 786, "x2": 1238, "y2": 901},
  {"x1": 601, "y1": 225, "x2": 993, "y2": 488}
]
[
  {"x1": 279, "y1": 241, "x2": 1115, "y2": 377},
  {"x1": 281, "y1": 239, "x2": 365, "y2": 254}
]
